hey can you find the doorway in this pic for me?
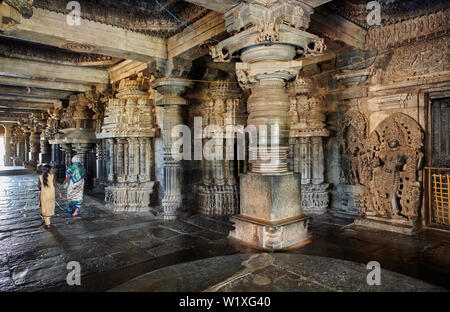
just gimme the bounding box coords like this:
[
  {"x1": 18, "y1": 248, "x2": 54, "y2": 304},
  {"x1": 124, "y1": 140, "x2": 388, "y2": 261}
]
[{"x1": 426, "y1": 96, "x2": 450, "y2": 228}]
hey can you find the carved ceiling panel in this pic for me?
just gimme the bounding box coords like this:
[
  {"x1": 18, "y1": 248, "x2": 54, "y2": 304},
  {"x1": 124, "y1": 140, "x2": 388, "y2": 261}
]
[
  {"x1": 33, "y1": 0, "x2": 209, "y2": 38},
  {"x1": 328, "y1": 0, "x2": 450, "y2": 30},
  {"x1": 0, "y1": 37, "x2": 121, "y2": 66}
]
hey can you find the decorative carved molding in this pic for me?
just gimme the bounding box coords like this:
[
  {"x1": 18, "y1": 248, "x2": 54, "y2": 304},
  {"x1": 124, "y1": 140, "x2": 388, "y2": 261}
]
[
  {"x1": 366, "y1": 8, "x2": 450, "y2": 51},
  {"x1": 33, "y1": 0, "x2": 208, "y2": 38},
  {"x1": 373, "y1": 36, "x2": 450, "y2": 85},
  {"x1": 0, "y1": 37, "x2": 118, "y2": 66}
]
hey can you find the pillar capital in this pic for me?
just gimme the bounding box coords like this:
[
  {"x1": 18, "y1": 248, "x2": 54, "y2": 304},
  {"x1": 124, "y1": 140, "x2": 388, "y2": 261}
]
[
  {"x1": 147, "y1": 57, "x2": 192, "y2": 80},
  {"x1": 210, "y1": 0, "x2": 325, "y2": 63},
  {"x1": 152, "y1": 77, "x2": 193, "y2": 106}
]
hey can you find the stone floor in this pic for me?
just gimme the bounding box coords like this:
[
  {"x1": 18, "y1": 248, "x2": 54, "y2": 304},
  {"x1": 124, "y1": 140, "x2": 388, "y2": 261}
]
[
  {"x1": 110, "y1": 254, "x2": 444, "y2": 292},
  {"x1": 0, "y1": 173, "x2": 448, "y2": 292}
]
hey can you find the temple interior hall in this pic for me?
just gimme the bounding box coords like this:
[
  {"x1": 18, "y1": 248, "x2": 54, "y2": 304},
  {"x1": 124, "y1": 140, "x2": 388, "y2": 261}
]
[{"x1": 0, "y1": 0, "x2": 449, "y2": 292}]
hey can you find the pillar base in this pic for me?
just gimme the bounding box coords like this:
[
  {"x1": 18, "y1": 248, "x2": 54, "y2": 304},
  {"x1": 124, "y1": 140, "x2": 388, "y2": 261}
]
[
  {"x1": 230, "y1": 214, "x2": 310, "y2": 251},
  {"x1": 330, "y1": 184, "x2": 363, "y2": 219},
  {"x1": 230, "y1": 172, "x2": 310, "y2": 251},
  {"x1": 353, "y1": 216, "x2": 419, "y2": 235},
  {"x1": 105, "y1": 182, "x2": 154, "y2": 212}
]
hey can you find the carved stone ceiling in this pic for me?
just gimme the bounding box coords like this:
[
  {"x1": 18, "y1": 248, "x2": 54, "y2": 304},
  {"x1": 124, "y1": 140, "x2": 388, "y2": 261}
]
[
  {"x1": 33, "y1": 0, "x2": 209, "y2": 38},
  {"x1": 0, "y1": 36, "x2": 121, "y2": 67},
  {"x1": 328, "y1": 0, "x2": 450, "y2": 30}
]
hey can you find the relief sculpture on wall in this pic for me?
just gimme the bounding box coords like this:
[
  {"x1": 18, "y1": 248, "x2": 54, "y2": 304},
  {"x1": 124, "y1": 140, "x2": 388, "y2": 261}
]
[
  {"x1": 362, "y1": 113, "x2": 424, "y2": 224},
  {"x1": 338, "y1": 111, "x2": 368, "y2": 186},
  {"x1": 334, "y1": 110, "x2": 368, "y2": 217}
]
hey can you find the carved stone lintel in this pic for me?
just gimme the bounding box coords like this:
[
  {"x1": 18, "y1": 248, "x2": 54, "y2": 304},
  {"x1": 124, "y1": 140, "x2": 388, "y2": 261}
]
[{"x1": 366, "y1": 8, "x2": 450, "y2": 51}]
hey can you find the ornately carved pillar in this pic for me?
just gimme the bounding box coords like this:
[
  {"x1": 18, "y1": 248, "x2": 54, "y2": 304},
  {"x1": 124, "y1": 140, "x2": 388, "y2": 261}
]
[
  {"x1": 98, "y1": 75, "x2": 157, "y2": 212},
  {"x1": 197, "y1": 80, "x2": 244, "y2": 216},
  {"x1": 210, "y1": 0, "x2": 326, "y2": 250},
  {"x1": 288, "y1": 76, "x2": 330, "y2": 215},
  {"x1": 152, "y1": 75, "x2": 192, "y2": 220}
]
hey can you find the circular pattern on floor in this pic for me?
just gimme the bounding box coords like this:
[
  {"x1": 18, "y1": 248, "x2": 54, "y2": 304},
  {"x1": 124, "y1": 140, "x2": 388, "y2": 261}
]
[{"x1": 110, "y1": 253, "x2": 444, "y2": 292}]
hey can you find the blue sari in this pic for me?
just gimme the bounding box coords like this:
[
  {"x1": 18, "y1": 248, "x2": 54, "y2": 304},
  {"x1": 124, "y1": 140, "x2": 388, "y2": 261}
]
[{"x1": 66, "y1": 162, "x2": 86, "y2": 214}]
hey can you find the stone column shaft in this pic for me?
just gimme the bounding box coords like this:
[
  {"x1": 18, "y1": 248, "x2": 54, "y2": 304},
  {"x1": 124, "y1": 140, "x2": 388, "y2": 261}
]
[{"x1": 152, "y1": 76, "x2": 192, "y2": 220}]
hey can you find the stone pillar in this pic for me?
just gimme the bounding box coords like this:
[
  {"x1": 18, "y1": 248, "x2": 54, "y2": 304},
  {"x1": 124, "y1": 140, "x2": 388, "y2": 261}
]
[
  {"x1": 98, "y1": 75, "x2": 157, "y2": 212},
  {"x1": 210, "y1": 0, "x2": 326, "y2": 250},
  {"x1": 29, "y1": 132, "x2": 41, "y2": 169},
  {"x1": 40, "y1": 133, "x2": 51, "y2": 164},
  {"x1": 63, "y1": 144, "x2": 72, "y2": 169},
  {"x1": 3, "y1": 125, "x2": 14, "y2": 166},
  {"x1": 288, "y1": 76, "x2": 330, "y2": 215},
  {"x1": 24, "y1": 132, "x2": 30, "y2": 163},
  {"x1": 107, "y1": 138, "x2": 115, "y2": 182},
  {"x1": 94, "y1": 141, "x2": 106, "y2": 191},
  {"x1": 152, "y1": 76, "x2": 192, "y2": 220},
  {"x1": 198, "y1": 80, "x2": 243, "y2": 216}
]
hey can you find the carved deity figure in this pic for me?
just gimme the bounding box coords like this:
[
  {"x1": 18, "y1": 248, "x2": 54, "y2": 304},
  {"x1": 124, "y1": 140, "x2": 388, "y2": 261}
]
[
  {"x1": 338, "y1": 111, "x2": 368, "y2": 185},
  {"x1": 363, "y1": 113, "x2": 424, "y2": 221}
]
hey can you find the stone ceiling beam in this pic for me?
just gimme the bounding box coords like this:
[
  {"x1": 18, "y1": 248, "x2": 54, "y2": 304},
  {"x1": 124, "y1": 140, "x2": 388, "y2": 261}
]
[
  {"x1": 0, "y1": 85, "x2": 74, "y2": 99},
  {"x1": 0, "y1": 95, "x2": 60, "y2": 104},
  {"x1": 309, "y1": 8, "x2": 367, "y2": 50},
  {"x1": 2, "y1": 7, "x2": 167, "y2": 62},
  {"x1": 168, "y1": 11, "x2": 227, "y2": 60},
  {"x1": 108, "y1": 60, "x2": 148, "y2": 84},
  {"x1": 301, "y1": 51, "x2": 337, "y2": 66},
  {"x1": 0, "y1": 56, "x2": 109, "y2": 85},
  {"x1": 0, "y1": 76, "x2": 91, "y2": 92},
  {"x1": 0, "y1": 100, "x2": 55, "y2": 111}
]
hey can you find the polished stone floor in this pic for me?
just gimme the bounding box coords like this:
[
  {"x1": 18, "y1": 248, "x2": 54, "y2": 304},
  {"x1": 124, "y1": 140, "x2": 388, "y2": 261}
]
[
  {"x1": 0, "y1": 173, "x2": 449, "y2": 292},
  {"x1": 111, "y1": 254, "x2": 444, "y2": 292}
]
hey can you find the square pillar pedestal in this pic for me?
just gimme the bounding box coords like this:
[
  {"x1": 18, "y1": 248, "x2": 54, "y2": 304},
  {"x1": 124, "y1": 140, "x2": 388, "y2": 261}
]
[{"x1": 230, "y1": 172, "x2": 311, "y2": 251}]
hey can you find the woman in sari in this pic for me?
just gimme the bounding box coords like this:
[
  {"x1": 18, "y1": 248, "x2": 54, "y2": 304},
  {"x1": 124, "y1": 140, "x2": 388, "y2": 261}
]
[
  {"x1": 63, "y1": 155, "x2": 86, "y2": 216},
  {"x1": 39, "y1": 165, "x2": 64, "y2": 228}
]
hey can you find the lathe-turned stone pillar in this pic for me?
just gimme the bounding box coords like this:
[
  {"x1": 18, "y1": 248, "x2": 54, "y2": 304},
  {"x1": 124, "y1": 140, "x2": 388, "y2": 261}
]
[
  {"x1": 94, "y1": 141, "x2": 106, "y2": 191},
  {"x1": 198, "y1": 80, "x2": 245, "y2": 216},
  {"x1": 24, "y1": 132, "x2": 30, "y2": 163},
  {"x1": 210, "y1": 0, "x2": 326, "y2": 250},
  {"x1": 288, "y1": 76, "x2": 330, "y2": 215},
  {"x1": 98, "y1": 75, "x2": 157, "y2": 212},
  {"x1": 29, "y1": 131, "x2": 41, "y2": 169},
  {"x1": 152, "y1": 73, "x2": 192, "y2": 220}
]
